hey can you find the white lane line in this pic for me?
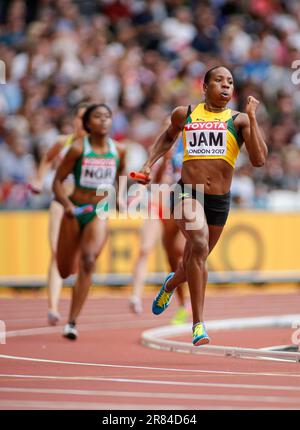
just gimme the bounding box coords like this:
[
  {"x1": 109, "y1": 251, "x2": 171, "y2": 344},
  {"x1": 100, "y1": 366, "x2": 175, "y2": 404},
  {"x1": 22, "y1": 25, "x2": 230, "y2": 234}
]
[
  {"x1": 4, "y1": 319, "x2": 165, "y2": 338},
  {"x1": 2, "y1": 311, "x2": 296, "y2": 324},
  {"x1": 3, "y1": 314, "x2": 299, "y2": 339},
  {"x1": 0, "y1": 387, "x2": 299, "y2": 405},
  {"x1": 1, "y1": 374, "x2": 300, "y2": 392},
  {"x1": 0, "y1": 314, "x2": 295, "y2": 332},
  {"x1": 2, "y1": 313, "x2": 146, "y2": 324},
  {"x1": 0, "y1": 355, "x2": 299, "y2": 378}
]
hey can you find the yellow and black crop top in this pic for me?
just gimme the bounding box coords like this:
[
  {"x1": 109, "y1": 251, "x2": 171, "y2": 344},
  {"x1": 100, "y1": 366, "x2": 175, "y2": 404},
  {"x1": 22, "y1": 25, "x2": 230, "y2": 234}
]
[{"x1": 182, "y1": 103, "x2": 243, "y2": 168}]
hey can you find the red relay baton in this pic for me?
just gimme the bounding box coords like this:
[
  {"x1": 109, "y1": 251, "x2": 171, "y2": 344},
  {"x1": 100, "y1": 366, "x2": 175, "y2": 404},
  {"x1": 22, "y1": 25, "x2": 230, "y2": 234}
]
[{"x1": 129, "y1": 171, "x2": 150, "y2": 183}]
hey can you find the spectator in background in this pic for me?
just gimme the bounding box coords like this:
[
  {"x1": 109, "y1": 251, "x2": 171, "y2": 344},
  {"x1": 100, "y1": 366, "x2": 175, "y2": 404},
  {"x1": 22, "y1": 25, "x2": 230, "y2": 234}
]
[
  {"x1": 191, "y1": 5, "x2": 220, "y2": 55},
  {"x1": 231, "y1": 164, "x2": 256, "y2": 208},
  {"x1": 0, "y1": 130, "x2": 36, "y2": 208}
]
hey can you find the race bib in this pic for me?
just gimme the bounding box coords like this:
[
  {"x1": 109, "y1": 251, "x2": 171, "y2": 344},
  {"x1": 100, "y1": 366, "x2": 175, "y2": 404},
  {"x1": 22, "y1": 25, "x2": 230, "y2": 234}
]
[
  {"x1": 184, "y1": 122, "x2": 227, "y2": 156},
  {"x1": 80, "y1": 157, "x2": 117, "y2": 188}
]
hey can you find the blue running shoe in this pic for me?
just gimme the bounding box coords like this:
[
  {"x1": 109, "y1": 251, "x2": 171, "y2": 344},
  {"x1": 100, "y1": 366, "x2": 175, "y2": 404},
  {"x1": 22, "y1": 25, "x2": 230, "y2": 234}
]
[
  {"x1": 152, "y1": 272, "x2": 175, "y2": 315},
  {"x1": 192, "y1": 322, "x2": 210, "y2": 346}
]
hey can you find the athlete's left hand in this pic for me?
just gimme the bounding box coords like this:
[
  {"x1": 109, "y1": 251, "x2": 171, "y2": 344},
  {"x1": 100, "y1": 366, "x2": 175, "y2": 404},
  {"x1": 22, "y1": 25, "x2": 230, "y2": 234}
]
[{"x1": 246, "y1": 96, "x2": 260, "y2": 118}]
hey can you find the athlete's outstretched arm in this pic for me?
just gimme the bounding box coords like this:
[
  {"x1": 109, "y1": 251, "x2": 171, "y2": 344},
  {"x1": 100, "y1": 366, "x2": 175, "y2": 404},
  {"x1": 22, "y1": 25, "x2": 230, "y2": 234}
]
[
  {"x1": 239, "y1": 96, "x2": 268, "y2": 167},
  {"x1": 52, "y1": 141, "x2": 82, "y2": 216},
  {"x1": 140, "y1": 106, "x2": 187, "y2": 179}
]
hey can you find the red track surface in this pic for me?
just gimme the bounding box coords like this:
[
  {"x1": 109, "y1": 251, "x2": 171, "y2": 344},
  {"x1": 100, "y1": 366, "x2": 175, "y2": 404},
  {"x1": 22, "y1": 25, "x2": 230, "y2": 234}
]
[{"x1": 0, "y1": 291, "x2": 300, "y2": 410}]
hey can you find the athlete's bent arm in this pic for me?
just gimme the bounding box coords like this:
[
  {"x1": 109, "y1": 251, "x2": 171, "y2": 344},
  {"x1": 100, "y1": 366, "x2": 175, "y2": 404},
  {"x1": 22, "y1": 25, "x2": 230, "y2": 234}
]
[
  {"x1": 31, "y1": 135, "x2": 67, "y2": 190},
  {"x1": 52, "y1": 141, "x2": 82, "y2": 216},
  {"x1": 239, "y1": 96, "x2": 268, "y2": 167},
  {"x1": 140, "y1": 106, "x2": 187, "y2": 178}
]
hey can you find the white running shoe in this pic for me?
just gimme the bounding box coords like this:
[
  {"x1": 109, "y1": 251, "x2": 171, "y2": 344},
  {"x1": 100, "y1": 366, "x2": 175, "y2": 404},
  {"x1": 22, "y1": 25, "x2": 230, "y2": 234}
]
[
  {"x1": 129, "y1": 297, "x2": 143, "y2": 314},
  {"x1": 63, "y1": 322, "x2": 78, "y2": 340},
  {"x1": 48, "y1": 310, "x2": 61, "y2": 326}
]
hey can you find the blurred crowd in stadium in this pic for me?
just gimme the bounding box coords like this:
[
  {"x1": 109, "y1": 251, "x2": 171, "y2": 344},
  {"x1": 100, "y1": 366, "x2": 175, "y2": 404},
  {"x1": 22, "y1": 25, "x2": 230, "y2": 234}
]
[{"x1": 0, "y1": 0, "x2": 300, "y2": 210}]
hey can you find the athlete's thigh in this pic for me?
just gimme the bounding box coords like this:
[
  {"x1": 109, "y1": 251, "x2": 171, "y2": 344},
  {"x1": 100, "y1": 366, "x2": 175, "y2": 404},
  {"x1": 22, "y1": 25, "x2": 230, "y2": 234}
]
[
  {"x1": 173, "y1": 225, "x2": 185, "y2": 256},
  {"x1": 162, "y1": 216, "x2": 180, "y2": 240},
  {"x1": 80, "y1": 216, "x2": 108, "y2": 257},
  {"x1": 174, "y1": 198, "x2": 224, "y2": 253},
  {"x1": 48, "y1": 200, "x2": 64, "y2": 252},
  {"x1": 175, "y1": 198, "x2": 209, "y2": 244},
  {"x1": 162, "y1": 217, "x2": 185, "y2": 256},
  {"x1": 139, "y1": 218, "x2": 162, "y2": 253},
  {"x1": 57, "y1": 214, "x2": 81, "y2": 269}
]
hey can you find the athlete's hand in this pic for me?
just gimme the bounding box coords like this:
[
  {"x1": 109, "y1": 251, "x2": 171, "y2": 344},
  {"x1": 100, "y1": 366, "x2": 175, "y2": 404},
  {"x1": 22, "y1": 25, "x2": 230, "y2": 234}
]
[
  {"x1": 246, "y1": 96, "x2": 260, "y2": 118},
  {"x1": 28, "y1": 180, "x2": 42, "y2": 194},
  {"x1": 64, "y1": 201, "x2": 76, "y2": 217},
  {"x1": 138, "y1": 165, "x2": 151, "y2": 185}
]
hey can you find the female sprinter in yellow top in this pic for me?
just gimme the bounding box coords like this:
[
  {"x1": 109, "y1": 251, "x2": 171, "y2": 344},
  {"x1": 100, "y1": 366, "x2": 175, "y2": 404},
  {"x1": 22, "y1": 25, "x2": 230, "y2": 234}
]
[{"x1": 140, "y1": 66, "x2": 268, "y2": 346}]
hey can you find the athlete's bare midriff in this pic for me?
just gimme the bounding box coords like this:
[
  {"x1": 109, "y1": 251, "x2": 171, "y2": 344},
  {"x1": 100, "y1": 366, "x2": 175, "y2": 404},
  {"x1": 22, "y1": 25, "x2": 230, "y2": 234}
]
[
  {"x1": 70, "y1": 187, "x2": 108, "y2": 205},
  {"x1": 181, "y1": 158, "x2": 234, "y2": 195}
]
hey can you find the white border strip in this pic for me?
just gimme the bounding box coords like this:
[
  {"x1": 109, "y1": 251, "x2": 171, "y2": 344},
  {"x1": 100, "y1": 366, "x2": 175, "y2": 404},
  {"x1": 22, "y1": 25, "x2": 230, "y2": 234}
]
[{"x1": 141, "y1": 314, "x2": 300, "y2": 363}]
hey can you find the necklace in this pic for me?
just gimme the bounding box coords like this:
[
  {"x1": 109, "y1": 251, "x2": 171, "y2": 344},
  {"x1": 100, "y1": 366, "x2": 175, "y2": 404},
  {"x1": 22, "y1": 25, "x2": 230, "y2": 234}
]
[{"x1": 204, "y1": 103, "x2": 227, "y2": 113}]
